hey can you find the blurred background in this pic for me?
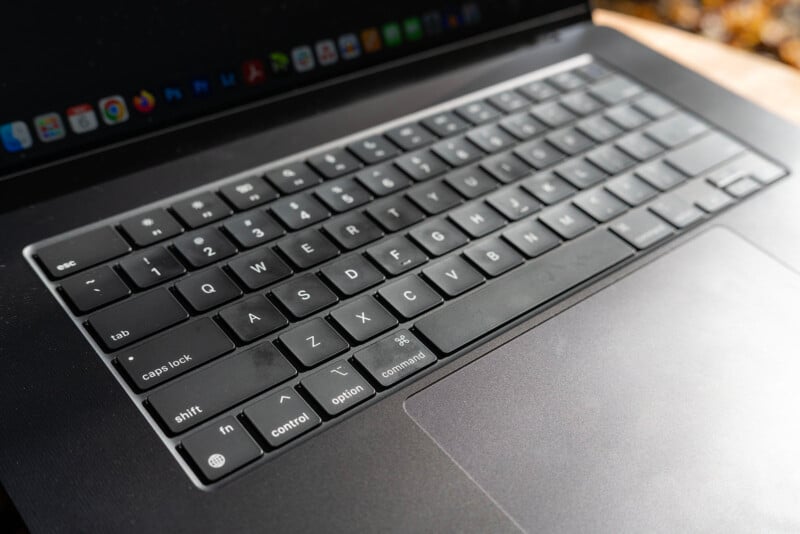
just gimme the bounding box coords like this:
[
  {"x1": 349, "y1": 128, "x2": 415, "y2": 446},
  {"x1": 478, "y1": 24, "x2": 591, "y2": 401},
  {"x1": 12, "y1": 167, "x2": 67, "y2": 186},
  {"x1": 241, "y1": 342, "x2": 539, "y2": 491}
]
[{"x1": 597, "y1": 0, "x2": 800, "y2": 67}]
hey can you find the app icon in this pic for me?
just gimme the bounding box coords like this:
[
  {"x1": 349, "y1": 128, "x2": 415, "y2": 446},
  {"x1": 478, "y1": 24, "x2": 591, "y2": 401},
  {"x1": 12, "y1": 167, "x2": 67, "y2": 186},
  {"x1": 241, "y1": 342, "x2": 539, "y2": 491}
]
[
  {"x1": 98, "y1": 96, "x2": 129, "y2": 125},
  {"x1": 315, "y1": 39, "x2": 339, "y2": 66},
  {"x1": 163, "y1": 86, "x2": 184, "y2": 103},
  {"x1": 192, "y1": 78, "x2": 211, "y2": 97},
  {"x1": 422, "y1": 11, "x2": 443, "y2": 35},
  {"x1": 360, "y1": 27, "x2": 382, "y2": 53},
  {"x1": 66, "y1": 104, "x2": 99, "y2": 134},
  {"x1": 444, "y1": 8, "x2": 461, "y2": 29},
  {"x1": 132, "y1": 90, "x2": 156, "y2": 113},
  {"x1": 338, "y1": 33, "x2": 361, "y2": 60},
  {"x1": 382, "y1": 22, "x2": 403, "y2": 47},
  {"x1": 291, "y1": 45, "x2": 315, "y2": 73},
  {"x1": 0, "y1": 121, "x2": 33, "y2": 152},
  {"x1": 403, "y1": 17, "x2": 423, "y2": 41},
  {"x1": 461, "y1": 2, "x2": 482, "y2": 25},
  {"x1": 34, "y1": 113, "x2": 66, "y2": 142},
  {"x1": 269, "y1": 52, "x2": 290, "y2": 73},
  {"x1": 241, "y1": 59, "x2": 266, "y2": 86},
  {"x1": 219, "y1": 71, "x2": 237, "y2": 88}
]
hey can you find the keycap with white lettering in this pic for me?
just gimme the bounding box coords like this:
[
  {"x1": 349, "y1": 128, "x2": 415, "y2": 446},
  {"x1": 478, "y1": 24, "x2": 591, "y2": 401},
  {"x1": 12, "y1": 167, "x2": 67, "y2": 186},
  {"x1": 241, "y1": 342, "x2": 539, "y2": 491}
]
[
  {"x1": 245, "y1": 388, "x2": 322, "y2": 447},
  {"x1": 182, "y1": 417, "x2": 261, "y2": 482},
  {"x1": 300, "y1": 360, "x2": 375, "y2": 416},
  {"x1": 173, "y1": 192, "x2": 232, "y2": 229},
  {"x1": 279, "y1": 318, "x2": 349, "y2": 367},
  {"x1": 354, "y1": 330, "x2": 437, "y2": 388},
  {"x1": 120, "y1": 209, "x2": 183, "y2": 247},
  {"x1": 37, "y1": 226, "x2": 131, "y2": 279},
  {"x1": 329, "y1": 295, "x2": 398, "y2": 343}
]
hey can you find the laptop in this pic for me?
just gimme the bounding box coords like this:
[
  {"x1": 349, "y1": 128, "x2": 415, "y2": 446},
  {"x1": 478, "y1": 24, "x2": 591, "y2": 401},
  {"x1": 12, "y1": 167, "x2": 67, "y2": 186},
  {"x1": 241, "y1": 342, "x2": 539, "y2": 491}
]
[{"x1": 3, "y1": 0, "x2": 800, "y2": 532}]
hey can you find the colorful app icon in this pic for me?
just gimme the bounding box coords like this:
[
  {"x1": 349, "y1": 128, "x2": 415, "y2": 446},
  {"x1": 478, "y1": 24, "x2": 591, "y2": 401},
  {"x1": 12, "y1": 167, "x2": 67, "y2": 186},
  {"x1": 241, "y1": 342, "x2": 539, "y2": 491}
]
[
  {"x1": 192, "y1": 78, "x2": 211, "y2": 97},
  {"x1": 315, "y1": 39, "x2": 339, "y2": 66},
  {"x1": 422, "y1": 11, "x2": 443, "y2": 35},
  {"x1": 269, "y1": 52, "x2": 290, "y2": 73},
  {"x1": 360, "y1": 27, "x2": 382, "y2": 53},
  {"x1": 98, "y1": 96, "x2": 129, "y2": 125},
  {"x1": 403, "y1": 17, "x2": 423, "y2": 41},
  {"x1": 132, "y1": 90, "x2": 156, "y2": 113},
  {"x1": 34, "y1": 113, "x2": 66, "y2": 141},
  {"x1": 444, "y1": 8, "x2": 461, "y2": 29},
  {"x1": 163, "y1": 86, "x2": 184, "y2": 103},
  {"x1": 241, "y1": 59, "x2": 266, "y2": 86},
  {"x1": 66, "y1": 104, "x2": 99, "y2": 134},
  {"x1": 338, "y1": 33, "x2": 362, "y2": 60},
  {"x1": 219, "y1": 71, "x2": 237, "y2": 88},
  {"x1": 382, "y1": 22, "x2": 403, "y2": 47},
  {"x1": 461, "y1": 2, "x2": 482, "y2": 25},
  {"x1": 0, "y1": 121, "x2": 33, "y2": 152},
  {"x1": 291, "y1": 45, "x2": 315, "y2": 73}
]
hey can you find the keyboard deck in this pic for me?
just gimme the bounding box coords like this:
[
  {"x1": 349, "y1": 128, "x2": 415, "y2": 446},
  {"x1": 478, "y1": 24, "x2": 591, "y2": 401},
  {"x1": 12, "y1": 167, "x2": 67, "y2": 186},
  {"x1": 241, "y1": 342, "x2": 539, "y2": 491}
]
[{"x1": 25, "y1": 54, "x2": 787, "y2": 487}]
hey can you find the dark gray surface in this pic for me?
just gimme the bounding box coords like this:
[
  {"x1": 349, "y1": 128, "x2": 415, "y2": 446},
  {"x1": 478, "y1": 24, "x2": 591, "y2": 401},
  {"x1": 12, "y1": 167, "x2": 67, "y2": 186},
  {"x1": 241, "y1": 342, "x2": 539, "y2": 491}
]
[{"x1": 406, "y1": 227, "x2": 800, "y2": 533}]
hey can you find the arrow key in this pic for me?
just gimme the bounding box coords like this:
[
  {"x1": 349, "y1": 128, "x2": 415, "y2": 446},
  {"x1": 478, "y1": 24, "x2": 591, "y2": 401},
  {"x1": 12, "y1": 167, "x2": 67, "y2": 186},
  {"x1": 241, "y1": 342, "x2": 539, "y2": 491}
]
[{"x1": 245, "y1": 388, "x2": 322, "y2": 448}]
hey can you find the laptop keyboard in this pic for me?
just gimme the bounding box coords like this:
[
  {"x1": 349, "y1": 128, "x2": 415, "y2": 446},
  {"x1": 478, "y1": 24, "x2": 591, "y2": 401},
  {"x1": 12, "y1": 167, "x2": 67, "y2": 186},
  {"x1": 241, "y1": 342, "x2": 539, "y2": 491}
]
[{"x1": 26, "y1": 55, "x2": 787, "y2": 486}]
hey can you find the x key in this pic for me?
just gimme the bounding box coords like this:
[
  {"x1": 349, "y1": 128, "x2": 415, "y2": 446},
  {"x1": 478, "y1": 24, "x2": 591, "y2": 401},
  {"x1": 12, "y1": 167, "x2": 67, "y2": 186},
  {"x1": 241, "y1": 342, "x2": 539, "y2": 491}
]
[{"x1": 329, "y1": 296, "x2": 397, "y2": 343}]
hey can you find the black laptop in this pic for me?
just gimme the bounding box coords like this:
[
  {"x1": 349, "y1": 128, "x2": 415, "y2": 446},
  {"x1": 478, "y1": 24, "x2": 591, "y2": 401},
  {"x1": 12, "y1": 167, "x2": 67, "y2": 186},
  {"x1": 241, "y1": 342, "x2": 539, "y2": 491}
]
[{"x1": 3, "y1": 1, "x2": 800, "y2": 532}]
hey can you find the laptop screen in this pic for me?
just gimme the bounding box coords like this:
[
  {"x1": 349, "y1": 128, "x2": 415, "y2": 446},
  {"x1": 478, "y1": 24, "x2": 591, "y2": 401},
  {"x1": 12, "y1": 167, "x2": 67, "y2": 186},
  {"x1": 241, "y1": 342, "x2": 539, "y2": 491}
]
[{"x1": 1, "y1": 1, "x2": 583, "y2": 179}]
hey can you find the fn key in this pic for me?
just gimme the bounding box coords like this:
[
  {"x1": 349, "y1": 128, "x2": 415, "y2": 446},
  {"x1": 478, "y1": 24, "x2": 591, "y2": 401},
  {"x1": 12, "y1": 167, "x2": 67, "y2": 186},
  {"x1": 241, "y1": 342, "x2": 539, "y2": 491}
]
[{"x1": 181, "y1": 417, "x2": 261, "y2": 482}]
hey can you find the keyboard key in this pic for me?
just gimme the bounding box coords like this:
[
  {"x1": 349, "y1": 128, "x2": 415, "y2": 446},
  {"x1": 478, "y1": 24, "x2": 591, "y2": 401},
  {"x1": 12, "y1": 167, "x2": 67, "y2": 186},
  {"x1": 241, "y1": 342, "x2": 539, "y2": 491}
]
[
  {"x1": 329, "y1": 296, "x2": 398, "y2": 343},
  {"x1": 576, "y1": 115, "x2": 622, "y2": 143},
  {"x1": 218, "y1": 178, "x2": 278, "y2": 211},
  {"x1": 223, "y1": 211, "x2": 284, "y2": 249},
  {"x1": 549, "y1": 71, "x2": 586, "y2": 91},
  {"x1": 301, "y1": 360, "x2": 375, "y2": 416},
  {"x1": 173, "y1": 227, "x2": 237, "y2": 269},
  {"x1": 664, "y1": 132, "x2": 744, "y2": 177},
  {"x1": 421, "y1": 112, "x2": 470, "y2": 137},
  {"x1": 677, "y1": 181, "x2": 734, "y2": 213},
  {"x1": 60, "y1": 265, "x2": 130, "y2": 313},
  {"x1": 227, "y1": 248, "x2": 292, "y2": 290},
  {"x1": 271, "y1": 194, "x2": 330, "y2": 230},
  {"x1": 150, "y1": 342, "x2": 295, "y2": 435},
  {"x1": 366, "y1": 236, "x2": 428, "y2": 276},
  {"x1": 175, "y1": 268, "x2": 242, "y2": 312},
  {"x1": 322, "y1": 212, "x2": 384, "y2": 250},
  {"x1": 520, "y1": 172, "x2": 577, "y2": 205},
  {"x1": 355, "y1": 163, "x2": 412, "y2": 196},
  {"x1": 265, "y1": 163, "x2": 322, "y2": 194},
  {"x1": 88, "y1": 288, "x2": 189, "y2": 351},
  {"x1": 546, "y1": 128, "x2": 594, "y2": 156},
  {"x1": 120, "y1": 209, "x2": 183, "y2": 247},
  {"x1": 645, "y1": 113, "x2": 708, "y2": 148},
  {"x1": 172, "y1": 192, "x2": 232, "y2": 229},
  {"x1": 444, "y1": 166, "x2": 498, "y2": 199},
  {"x1": 366, "y1": 196, "x2": 425, "y2": 232},
  {"x1": 559, "y1": 92, "x2": 603, "y2": 116},
  {"x1": 449, "y1": 202, "x2": 507, "y2": 238},
  {"x1": 503, "y1": 219, "x2": 561, "y2": 258},
  {"x1": 518, "y1": 79, "x2": 559, "y2": 101},
  {"x1": 395, "y1": 150, "x2": 449, "y2": 181},
  {"x1": 648, "y1": 194, "x2": 704, "y2": 229},
  {"x1": 432, "y1": 137, "x2": 484, "y2": 167},
  {"x1": 307, "y1": 148, "x2": 362, "y2": 178},
  {"x1": 119, "y1": 247, "x2": 186, "y2": 289},
  {"x1": 488, "y1": 90, "x2": 530, "y2": 113},
  {"x1": 514, "y1": 139, "x2": 566, "y2": 170},
  {"x1": 245, "y1": 388, "x2": 322, "y2": 447},
  {"x1": 586, "y1": 145, "x2": 636, "y2": 174},
  {"x1": 499, "y1": 112, "x2": 547, "y2": 140},
  {"x1": 378, "y1": 276, "x2": 443, "y2": 319},
  {"x1": 588, "y1": 75, "x2": 642, "y2": 104},
  {"x1": 554, "y1": 158, "x2": 607, "y2": 189},
  {"x1": 605, "y1": 173, "x2": 658, "y2": 206},
  {"x1": 410, "y1": 219, "x2": 469, "y2": 256},
  {"x1": 422, "y1": 256, "x2": 484, "y2": 297},
  {"x1": 347, "y1": 135, "x2": 400, "y2": 164},
  {"x1": 385, "y1": 123, "x2": 437, "y2": 150},
  {"x1": 279, "y1": 318, "x2": 349, "y2": 368},
  {"x1": 37, "y1": 226, "x2": 131, "y2": 279},
  {"x1": 219, "y1": 295, "x2": 288, "y2": 342},
  {"x1": 633, "y1": 93, "x2": 675, "y2": 119},
  {"x1": 406, "y1": 180, "x2": 463, "y2": 215},
  {"x1": 456, "y1": 100, "x2": 501, "y2": 125},
  {"x1": 182, "y1": 417, "x2": 261, "y2": 482},
  {"x1": 635, "y1": 160, "x2": 687, "y2": 191},
  {"x1": 320, "y1": 255, "x2": 385, "y2": 296},
  {"x1": 725, "y1": 177, "x2": 761, "y2": 198},
  {"x1": 314, "y1": 177, "x2": 371, "y2": 213},
  {"x1": 353, "y1": 330, "x2": 437, "y2": 388},
  {"x1": 530, "y1": 101, "x2": 575, "y2": 128},
  {"x1": 731, "y1": 153, "x2": 785, "y2": 185},
  {"x1": 480, "y1": 152, "x2": 531, "y2": 184},
  {"x1": 118, "y1": 318, "x2": 234, "y2": 390},
  {"x1": 540, "y1": 203, "x2": 596, "y2": 239},
  {"x1": 276, "y1": 229, "x2": 340, "y2": 269},
  {"x1": 615, "y1": 131, "x2": 663, "y2": 161},
  {"x1": 463, "y1": 237, "x2": 523, "y2": 277},
  {"x1": 609, "y1": 210, "x2": 674, "y2": 249},
  {"x1": 573, "y1": 188, "x2": 629, "y2": 222},
  {"x1": 604, "y1": 104, "x2": 649, "y2": 130},
  {"x1": 415, "y1": 230, "x2": 635, "y2": 354},
  {"x1": 272, "y1": 274, "x2": 338, "y2": 319},
  {"x1": 486, "y1": 188, "x2": 541, "y2": 221},
  {"x1": 577, "y1": 62, "x2": 612, "y2": 81}
]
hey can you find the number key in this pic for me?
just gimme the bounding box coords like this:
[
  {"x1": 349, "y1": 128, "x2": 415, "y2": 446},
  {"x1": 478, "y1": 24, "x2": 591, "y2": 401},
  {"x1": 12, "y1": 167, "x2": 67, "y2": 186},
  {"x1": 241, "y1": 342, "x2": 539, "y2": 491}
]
[
  {"x1": 119, "y1": 246, "x2": 186, "y2": 289},
  {"x1": 223, "y1": 211, "x2": 284, "y2": 248},
  {"x1": 173, "y1": 227, "x2": 237, "y2": 268}
]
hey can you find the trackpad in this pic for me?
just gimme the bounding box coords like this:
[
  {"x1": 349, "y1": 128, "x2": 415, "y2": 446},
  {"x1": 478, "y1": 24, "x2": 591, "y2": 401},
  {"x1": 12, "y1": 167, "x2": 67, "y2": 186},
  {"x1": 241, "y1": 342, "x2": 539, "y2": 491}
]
[{"x1": 405, "y1": 227, "x2": 800, "y2": 533}]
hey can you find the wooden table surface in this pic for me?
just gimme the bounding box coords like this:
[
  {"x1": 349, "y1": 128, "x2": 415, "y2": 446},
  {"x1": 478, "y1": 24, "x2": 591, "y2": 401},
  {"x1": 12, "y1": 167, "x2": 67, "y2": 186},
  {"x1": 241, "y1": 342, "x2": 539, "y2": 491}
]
[{"x1": 594, "y1": 9, "x2": 800, "y2": 125}]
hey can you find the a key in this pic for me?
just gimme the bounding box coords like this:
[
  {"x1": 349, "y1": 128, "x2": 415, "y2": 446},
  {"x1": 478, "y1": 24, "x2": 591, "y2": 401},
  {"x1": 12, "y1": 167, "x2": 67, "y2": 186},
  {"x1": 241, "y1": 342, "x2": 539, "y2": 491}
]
[
  {"x1": 172, "y1": 192, "x2": 232, "y2": 229},
  {"x1": 546, "y1": 128, "x2": 594, "y2": 156},
  {"x1": 588, "y1": 75, "x2": 643, "y2": 104},
  {"x1": 455, "y1": 100, "x2": 501, "y2": 125},
  {"x1": 307, "y1": 149, "x2": 362, "y2": 179},
  {"x1": 499, "y1": 113, "x2": 547, "y2": 140},
  {"x1": 502, "y1": 219, "x2": 561, "y2": 258},
  {"x1": 520, "y1": 173, "x2": 577, "y2": 205},
  {"x1": 278, "y1": 318, "x2": 349, "y2": 368},
  {"x1": 530, "y1": 102, "x2": 575, "y2": 128},
  {"x1": 314, "y1": 177, "x2": 371, "y2": 213},
  {"x1": 223, "y1": 211, "x2": 284, "y2": 249},
  {"x1": 539, "y1": 203, "x2": 596, "y2": 240},
  {"x1": 365, "y1": 196, "x2": 425, "y2": 232},
  {"x1": 37, "y1": 226, "x2": 131, "y2": 279},
  {"x1": 175, "y1": 268, "x2": 242, "y2": 313},
  {"x1": 271, "y1": 193, "x2": 330, "y2": 230},
  {"x1": 378, "y1": 276, "x2": 443, "y2": 319},
  {"x1": 586, "y1": 145, "x2": 636, "y2": 175},
  {"x1": 449, "y1": 202, "x2": 507, "y2": 238},
  {"x1": 480, "y1": 152, "x2": 531, "y2": 184},
  {"x1": 604, "y1": 104, "x2": 649, "y2": 130},
  {"x1": 355, "y1": 163, "x2": 412, "y2": 196},
  {"x1": 559, "y1": 92, "x2": 602, "y2": 116},
  {"x1": 173, "y1": 227, "x2": 237, "y2": 269},
  {"x1": 322, "y1": 212, "x2": 384, "y2": 250},
  {"x1": 60, "y1": 265, "x2": 130, "y2": 313},
  {"x1": 406, "y1": 180, "x2": 463, "y2": 215},
  {"x1": 219, "y1": 295, "x2": 288, "y2": 342},
  {"x1": 88, "y1": 288, "x2": 188, "y2": 351},
  {"x1": 488, "y1": 90, "x2": 530, "y2": 113},
  {"x1": 272, "y1": 274, "x2": 338, "y2": 319},
  {"x1": 119, "y1": 247, "x2": 186, "y2": 289},
  {"x1": 117, "y1": 318, "x2": 234, "y2": 390},
  {"x1": 549, "y1": 71, "x2": 586, "y2": 91},
  {"x1": 347, "y1": 135, "x2": 400, "y2": 165},
  {"x1": 649, "y1": 194, "x2": 705, "y2": 229},
  {"x1": 421, "y1": 112, "x2": 470, "y2": 137},
  {"x1": 353, "y1": 330, "x2": 437, "y2": 388},
  {"x1": 300, "y1": 360, "x2": 375, "y2": 416},
  {"x1": 421, "y1": 256, "x2": 484, "y2": 297},
  {"x1": 320, "y1": 255, "x2": 385, "y2": 296},
  {"x1": 554, "y1": 158, "x2": 607, "y2": 189},
  {"x1": 463, "y1": 237, "x2": 524, "y2": 277},
  {"x1": 605, "y1": 173, "x2": 658, "y2": 206},
  {"x1": 149, "y1": 343, "x2": 295, "y2": 435},
  {"x1": 635, "y1": 160, "x2": 687, "y2": 191},
  {"x1": 610, "y1": 209, "x2": 675, "y2": 249},
  {"x1": 633, "y1": 93, "x2": 676, "y2": 119},
  {"x1": 432, "y1": 137, "x2": 484, "y2": 167},
  {"x1": 576, "y1": 115, "x2": 622, "y2": 143},
  {"x1": 244, "y1": 388, "x2": 321, "y2": 447},
  {"x1": 644, "y1": 113, "x2": 708, "y2": 148},
  {"x1": 615, "y1": 132, "x2": 663, "y2": 161},
  {"x1": 329, "y1": 296, "x2": 398, "y2": 343},
  {"x1": 518, "y1": 79, "x2": 559, "y2": 101},
  {"x1": 444, "y1": 166, "x2": 498, "y2": 199},
  {"x1": 182, "y1": 417, "x2": 261, "y2": 482},
  {"x1": 264, "y1": 162, "x2": 322, "y2": 194},
  {"x1": 395, "y1": 150, "x2": 449, "y2": 181},
  {"x1": 409, "y1": 219, "x2": 469, "y2": 257},
  {"x1": 120, "y1": 209, "x2": 183, "y2": 247},
  {"x1": 573, "y1": 189, "x2": 629, "y2": 222},
  {"x1": 218, "y1": 177, "x2": 278, "y2": 211},
  {"x1": 276, "y1": 229, "x2": 340, "y2": 270},
  {"x1": 227, "y1": 248, "x2": 292, "y2": 290},
  {"x1": 514, "y1": 139, "x2": 566, "y2": 169},
  {"x1": 486, "y1": 188, "x2": 541, "y2": 221},
  {"x1": 366, "y1": 236, "x2": 428, "y2": 276},
  {"x1": 385, "y1": 123, "x2": 437, "y2": 150},
  {"x1": 664, "y1": 132, "x2": 744, "y2": 177}
]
